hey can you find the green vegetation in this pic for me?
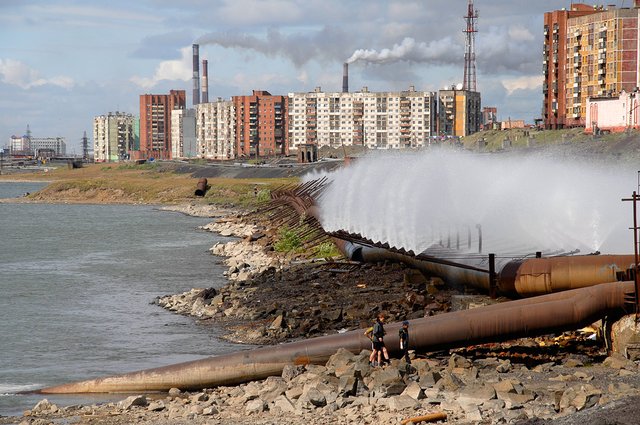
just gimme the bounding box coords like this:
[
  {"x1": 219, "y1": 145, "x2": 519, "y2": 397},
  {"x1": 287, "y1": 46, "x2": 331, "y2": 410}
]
[
  {"x1": 312, "y1": 241, "x2": 342, "y2": 258},
  {"x1": 274, "y1": 226, "x2": 303, "y2": 252}
]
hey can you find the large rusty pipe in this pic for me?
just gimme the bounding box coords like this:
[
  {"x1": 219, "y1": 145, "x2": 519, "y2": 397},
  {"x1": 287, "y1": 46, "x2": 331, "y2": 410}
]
[
  {"x1": 194, "y1": 178, "x2": 208, "y2": 197},
  {"x1": 37, "y1": 281, "x2": 633, "y2": 394},
  {"x1": 336, "y1": 240, "x2": 636, "y2": 298}
]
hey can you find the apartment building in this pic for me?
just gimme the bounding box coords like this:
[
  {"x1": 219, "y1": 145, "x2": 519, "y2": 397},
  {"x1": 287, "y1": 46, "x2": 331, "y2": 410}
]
[
  {"x1": 288, "y1": 86, "x2": 437, "y2": 150},
  {"x1": 195, "y1": 99, "x2": 236, "y2": 160},
  {"x1": 438, "y1": 87, "x2": 482, "y2": 137},
  {"x1": 565, "y1": 7, "x2": 639, "y2": 127},
  {"x1": 93, "y1": 112, "x2": 136, "y2": 162},
  {"x1": 543, "y1": 4, "x2": 606, "y2": 129},
  {"x1": 232, "y1": 91, "x2": 288, "y2": 158},
  {"x1": 170, "y1": 108, "x2": 197, "y2": 159},
  {"x1": 139, "y1": 90, "x2": 186, "y2": 159}
]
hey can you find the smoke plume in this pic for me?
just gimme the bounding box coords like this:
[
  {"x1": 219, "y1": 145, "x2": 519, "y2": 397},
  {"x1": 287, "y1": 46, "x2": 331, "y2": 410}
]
[{"x1": 346, "y1": 37, "x2": 461, "y2": 65}]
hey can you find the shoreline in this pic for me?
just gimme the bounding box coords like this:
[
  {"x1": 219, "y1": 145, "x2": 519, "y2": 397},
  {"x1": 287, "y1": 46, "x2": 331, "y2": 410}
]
[{"x1": 4, "y1": 198, "x2": 640, "y2": 423}]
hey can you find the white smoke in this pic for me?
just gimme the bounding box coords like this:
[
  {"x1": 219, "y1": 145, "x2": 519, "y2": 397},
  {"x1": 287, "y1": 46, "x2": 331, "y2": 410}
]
[{"x1": 346, "y1": 37, "x2": 461, "y2": 65}]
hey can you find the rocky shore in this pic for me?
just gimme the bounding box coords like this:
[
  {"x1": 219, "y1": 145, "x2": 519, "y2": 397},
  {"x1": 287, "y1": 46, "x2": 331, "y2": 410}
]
[{"x1": 5, "y1": 207, "x2": 640, "y2": 424}]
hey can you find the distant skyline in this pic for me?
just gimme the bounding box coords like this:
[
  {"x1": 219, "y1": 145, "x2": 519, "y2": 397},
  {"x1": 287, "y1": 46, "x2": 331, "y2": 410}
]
[{"x1": 0, "y1": 1, "x2": 595, "y2": 153}]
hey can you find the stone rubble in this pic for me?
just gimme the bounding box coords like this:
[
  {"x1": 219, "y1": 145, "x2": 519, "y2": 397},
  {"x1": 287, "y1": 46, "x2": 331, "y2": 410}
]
[{"x1": 14, "y1": 349, "x2": 640, "y2": 425}]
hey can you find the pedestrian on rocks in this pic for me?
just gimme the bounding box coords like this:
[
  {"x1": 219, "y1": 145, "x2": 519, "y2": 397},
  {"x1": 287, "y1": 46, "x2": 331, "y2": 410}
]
[
  {"x1": 399, "y1": 320, "x2": 411, "y2": 364},
  {"x1": 364, "y1": 324, "x2": 378, "y2": 366},
  {"x1": 372, "y1": 312, "x2": 390, "y2": 366}
]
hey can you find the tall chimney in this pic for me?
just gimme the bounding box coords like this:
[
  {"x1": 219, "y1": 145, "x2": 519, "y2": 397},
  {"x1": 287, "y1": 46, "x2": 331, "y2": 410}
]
[
  {"x1": 342, "y1": 62, "x2": 349, "y2": 93},
  {"x1": 192, "y1": 44, "x2": 200, "y2": 106},
  {"x1": 201, "y1": 59, "x2": 209, "y2": 104}
]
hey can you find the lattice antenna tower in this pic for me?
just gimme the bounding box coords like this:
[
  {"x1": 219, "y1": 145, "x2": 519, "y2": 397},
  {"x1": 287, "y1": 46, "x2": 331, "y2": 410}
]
[{"x1": 463, "y1": 0, "x2": 478, "y2": 91}]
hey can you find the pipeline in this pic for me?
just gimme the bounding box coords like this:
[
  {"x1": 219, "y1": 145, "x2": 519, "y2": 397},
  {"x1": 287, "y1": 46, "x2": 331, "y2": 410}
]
[
  {"x1": 336, "y1": 238, "x2": 637, "y2": 298},
  {"x1": 38, "y1": 281, "x2": 633, "y2": 394},
  {"x1": 194, "y1": 178, "x2": 208, "y2": 197}
]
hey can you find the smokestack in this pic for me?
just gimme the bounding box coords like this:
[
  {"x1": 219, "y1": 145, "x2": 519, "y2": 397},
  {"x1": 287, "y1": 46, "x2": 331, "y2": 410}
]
[
  {"x1": 342, "y1": 62, "x2": 349, "y2": 93},
  {"x1": 192, "y1": 44, "x2": 200, "y2": 106},
  {"x1": 201, "y1": 59, "x2": 209, "y2": 104}
]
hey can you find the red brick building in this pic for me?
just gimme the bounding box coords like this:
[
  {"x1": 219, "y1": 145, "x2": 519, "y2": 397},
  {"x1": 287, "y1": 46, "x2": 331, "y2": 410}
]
[
  {"x1": 542, "y1": 4, "x2": 599, "y2": 129},
  {"x1": 232, "y1": 90, "x2": 288, "y2": 158},
  {"x1": 139, "y1": 90, "x2": 186, "y2": 159}
]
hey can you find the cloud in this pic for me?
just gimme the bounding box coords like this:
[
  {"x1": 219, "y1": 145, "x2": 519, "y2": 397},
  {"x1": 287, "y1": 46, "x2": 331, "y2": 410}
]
[
  {"x1": 196, "y1": 26, "x2": 350, "y2": 67},
  {"x1": 0, "y1": 59, "x2": 74, "y2": 89},
  {"x1": 502, "y1": 75, "x2": 543, "y2": 95},
  {"x1": 130, "y1": 30, "x2": 195, "y2": 60},
  {"x1": 346, "y1": 37, "x2": 462, "y2": 65},
  {"x1": 130, "y1": 46, "x2": 192, "y2": 89}
]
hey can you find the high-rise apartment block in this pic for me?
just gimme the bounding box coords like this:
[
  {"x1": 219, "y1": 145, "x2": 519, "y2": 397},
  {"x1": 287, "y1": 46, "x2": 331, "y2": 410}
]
[
  {"x1": 196, "y1": 99, "x2": 236, "y2": 160},
  {"x1": 139, "y1": 90, "x2": 186, "y2": 159},
  {"x1": 288, "y1": 86, "x2": 437, "y2": 150},
  {"x1": 438, "y1": 87, "x2": 482, "y2": 137},
  {"x1": 93, "y1": 112, "x2": 136, "y2": 162},
  {"x1": 232, "y1": 91, "x2": 288, "y2": 158},
  {"x1": 170, "y1": 108, "x2": 197, "y2": 159},
  {"x1": 542, "y1": 3, "x2": 640, "y2": 129}
]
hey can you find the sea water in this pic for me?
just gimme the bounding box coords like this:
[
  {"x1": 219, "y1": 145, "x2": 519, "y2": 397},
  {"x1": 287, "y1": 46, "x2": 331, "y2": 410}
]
[{"x1": 0, "y1": 182, "x2": 243, "y2": 416}]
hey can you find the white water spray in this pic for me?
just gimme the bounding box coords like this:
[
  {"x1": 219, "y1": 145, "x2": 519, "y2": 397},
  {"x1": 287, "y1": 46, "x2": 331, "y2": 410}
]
[{"x1": 314, "y1": 150, "x2": 634, "y2": 256}]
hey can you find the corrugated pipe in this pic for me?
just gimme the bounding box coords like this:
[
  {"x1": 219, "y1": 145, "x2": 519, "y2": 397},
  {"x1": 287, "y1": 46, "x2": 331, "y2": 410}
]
[{"x1": 37, "y1": 281, "x2": 633, "y2": 394}]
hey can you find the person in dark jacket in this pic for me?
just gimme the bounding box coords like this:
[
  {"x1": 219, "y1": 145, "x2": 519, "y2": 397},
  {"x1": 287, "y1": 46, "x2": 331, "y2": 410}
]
[
  {"x1": 399, "y1": 320, "x2": 410, "y2": 363},
  {"x1": 372, "y1": 312, "x2": 390, "y2": 366}
]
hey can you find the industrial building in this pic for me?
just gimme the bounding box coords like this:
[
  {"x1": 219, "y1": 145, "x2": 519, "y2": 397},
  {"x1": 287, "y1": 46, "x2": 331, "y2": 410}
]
[
  {"x1": 93, "y1": 112, "x2": 137, "y2": 162},
  {"x1": 138, "y1": 90, "x2": 186, "y2": 160},
  {"x1": 288, "y1": 86, "x2": 438, "y2": 150},
  {"x1": 543, "y1": 2, "x2": 640, "y2": 129},
  {"x1": 585, "y1": 89, "x2": 640, "y2": 133},
  {"x1": 195, "y1": 99, "x2": 236, "y2": 160}
]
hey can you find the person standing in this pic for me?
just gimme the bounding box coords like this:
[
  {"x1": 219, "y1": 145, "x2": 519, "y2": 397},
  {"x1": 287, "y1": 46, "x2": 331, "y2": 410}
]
[
  {"x1": 372, "y1": 312, "x2": 390, "y2": 366},
  {"x1": 399, "y1": 320, "x2": 411, "y2": 364}
]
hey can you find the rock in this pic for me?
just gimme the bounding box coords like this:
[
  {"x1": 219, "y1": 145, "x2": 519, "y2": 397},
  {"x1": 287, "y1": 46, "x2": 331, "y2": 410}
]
[
  {"x1": 306, "y1": 387, "x2": 327, "y2": 407},
  {"x1": 245, "y1": 398, "x2": 267, "y2": 414},
  {"x1": 559, "y1": 384, "x2": 601, "y2": 412},
  {"x1": 388, "y1": 394, "x2": 419, "y2": 411},
  {"x1": 202, "y1": 406, "x2": 219, "y2": 415},
  {"x1": 272, "y1": 395, "x2": 296, "y2": 413},
  {"x1": 338, "y1": 375, "x2": 359, "y2": 397},
  {"x1": 117, "y1": 395, "x2": 148, "y2": 410},
  {"x1": 282, "y1": 364, "x2": 305, "y2": 382},
  {"x1": 31, "y1": 399, "x2": 58, "y2": 414},
  {"x1": 168, "y1": 387, "x2": 182, "y2": 396},
  {"x1": 147, "y1": 401, "x2": 166, "y2": 411},
  {"x1": 259, "y1": 377, "x2": 287, "y2": 403},
  {"x1": 368, "y1": 366, "x2": 407, "y2": 397},
  {"x1": 191, "y1": 392, "x2": 208, "y2": 403},
  {"x1": 434, "y1": 370, "x2": 464, "y2": 392},
  {"x1": 448, "y1": 353, "x2": 472, "y2": 369},
  {"x1": 458, "y1": 383, "x2": 496, "y2": 404},
  {"x1": 496, "y1": 359, "x2": 512, "y2": 373},
  {"x1": 269, "y1": 314, "x2": 286, "y2": 329},
  {"x1": 603, "y1": 354, "x2": 633, "y2": 370}
]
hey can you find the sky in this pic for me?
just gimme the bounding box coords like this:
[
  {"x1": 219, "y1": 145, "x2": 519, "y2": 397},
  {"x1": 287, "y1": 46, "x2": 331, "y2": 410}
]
[{"x1": 0, "y1": 0, "x2": 597, "y2": 154}]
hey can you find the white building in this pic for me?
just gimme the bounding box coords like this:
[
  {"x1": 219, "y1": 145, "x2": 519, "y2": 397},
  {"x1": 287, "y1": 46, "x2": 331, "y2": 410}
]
[
  {"x1": 30, "y1": 137, "x2": 66, "y2": 157},
  {"x1": 195, "y1": 100, "x2": 236, "y2": 160},
  {"x1": 288, "y1": 86, "x2": 437, "y2": 150},
  {"x1": 585, "y1": 90, "x2": 640, "y2": 134},
  {"x1": 9, "y1": 135, "x2": 30, "y2": 155},
  {"x1": 93, "y1": 112, "x2": 136, "y2": 162},
  {"x1": 170, "y1": 109, "x2": 197, "y2": 159}
]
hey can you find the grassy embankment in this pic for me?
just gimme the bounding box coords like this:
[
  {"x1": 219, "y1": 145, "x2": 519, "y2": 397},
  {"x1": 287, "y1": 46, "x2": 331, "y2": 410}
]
[
  {"x1": 461, "y1": 127, "x2": 640, "y2": 151},
  {"x1": 0, "y1": 162, "x2": 298, "y2": 208}
]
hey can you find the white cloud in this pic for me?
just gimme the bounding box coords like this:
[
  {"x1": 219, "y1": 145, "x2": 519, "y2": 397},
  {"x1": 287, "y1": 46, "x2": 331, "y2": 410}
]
[
  {"x1": 347, "y1": 37, "x2": 461, "y2": 65},
  {"x1": 27, "y1": 4, "x2": 162, "y2": 24},
  {"x1": 508, "y1": 25, "x2": 535, "y2": 42},
  {"x1": 130, "y1": 46, "x2": 192, "y2": 89},
  {"x1": 0, "y1": 59, "x2": 74, "y2": 89},
  {"x1": 502, "y1": 75, "x2": 543, "y2": 95}
]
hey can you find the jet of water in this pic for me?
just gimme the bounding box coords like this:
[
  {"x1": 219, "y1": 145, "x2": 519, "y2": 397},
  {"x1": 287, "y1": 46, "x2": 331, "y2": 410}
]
[{"x1": 314, "y1": 149, "x2": 635, "y2": 256}]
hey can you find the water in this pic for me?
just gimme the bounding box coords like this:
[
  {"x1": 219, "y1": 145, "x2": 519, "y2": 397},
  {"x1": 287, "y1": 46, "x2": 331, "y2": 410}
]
[
  {"x1": 315, "y1": 150, "x2": 635, "y2": 256},
  {"x1": 0, "y1": 183, "x2": 243, "y2": 416}
]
